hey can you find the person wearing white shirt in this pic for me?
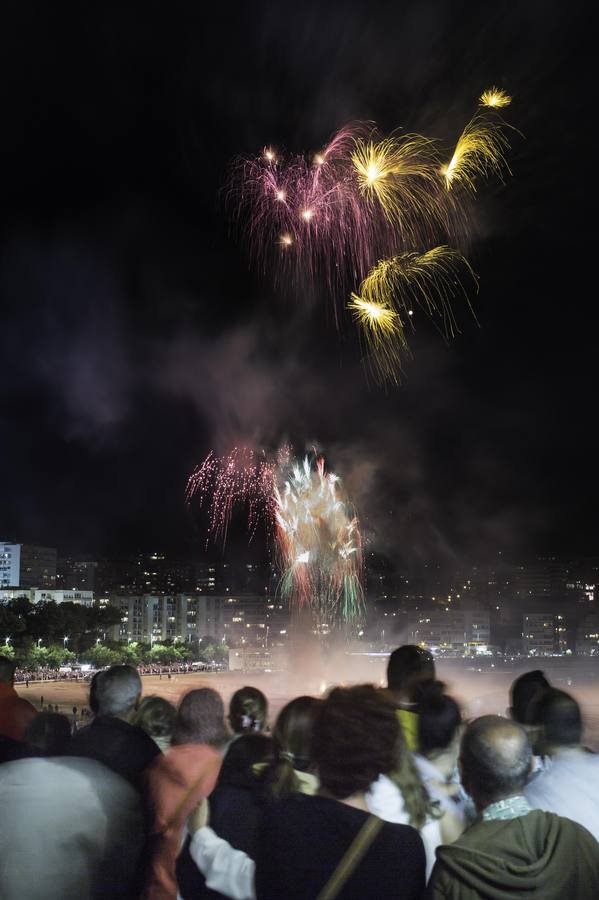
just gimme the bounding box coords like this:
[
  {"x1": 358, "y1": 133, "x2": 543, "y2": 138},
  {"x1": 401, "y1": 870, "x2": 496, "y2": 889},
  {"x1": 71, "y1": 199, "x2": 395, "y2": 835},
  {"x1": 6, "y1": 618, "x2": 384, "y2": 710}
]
[{"x1": 524, "y1": 687, "x2": 599, "y2": 841}]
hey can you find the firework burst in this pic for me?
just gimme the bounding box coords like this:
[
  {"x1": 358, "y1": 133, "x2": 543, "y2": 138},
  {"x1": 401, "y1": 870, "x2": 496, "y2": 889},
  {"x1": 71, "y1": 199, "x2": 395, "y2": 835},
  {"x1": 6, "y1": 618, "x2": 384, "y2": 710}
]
[
  {"x1": 226, "y1": 89, "x2": 516, "y2": 381},
  {"x1": 351, "y1": 132, "x2": 464, "y2": 245},
  {"x1": 351, "y1": 246, "x2": 478, "y2": 383},
  {"x1": 441, "y1": 114, "x2": 512, "y2": 192},
  {"x1": 185, "y1": 447, "x2": 276, "y2": 546},
  {"x1": 187, "y1": 447, "x2": 364, "y2": 627},
  {"x1": 227, "y1": 123, "x2": 399, "y2": 295},
  {"x1": 274, "y1": 455, "x2": 364, "y2": 626},
  {"x1": 479, "y1": 86, "x2": 512, "y2": 108}
]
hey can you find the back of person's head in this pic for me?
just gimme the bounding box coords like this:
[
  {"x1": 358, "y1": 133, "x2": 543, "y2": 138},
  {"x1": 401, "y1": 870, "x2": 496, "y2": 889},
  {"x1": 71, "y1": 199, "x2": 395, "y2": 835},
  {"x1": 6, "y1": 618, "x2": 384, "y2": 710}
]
[
  {"x1": 173, "y1": 688, "x2": 228, "y2": 748},
  {"x1": 229, "y1": 686, "x2": 268, "y2": 734},
  {"x1": 527, "y1": 688, "x2": 582, "y2": 751},
  {"x1": 24, "y1": 712, "x2": 71, "y2": 756},
  {"x1": 0, "y1": 656, "x2": 16, "y2": 684},
  {"x1": 387, "y1": 645, "x2": 435, "y2": 697},
  {"x1": 270, "y1": 695, "x2": 322, "y2": 799},
  {"x1": 89, "y1": 670, "x2": 102, "y2": 715},
  {"x1": 219, "y1": 733, "x2": 274, "y2": 787},
  {"x1": 413, "y1": 680, "x2": 462, "y2": 757},
  {"x1": 509, "y1": 669, "x2": 550, "y2": 724},
  {"x1": 460, "y1": 715, "x2": 531, "y2": 811},
  {"x1": 133, "y1": 695, "x2": 177, "y2": 741},
  {"x1": 312, "y1": 685, "x2": 399, "y2": 800},
  {"x1": 94, "y1": 665, "x2": 142, "y2": 718}
]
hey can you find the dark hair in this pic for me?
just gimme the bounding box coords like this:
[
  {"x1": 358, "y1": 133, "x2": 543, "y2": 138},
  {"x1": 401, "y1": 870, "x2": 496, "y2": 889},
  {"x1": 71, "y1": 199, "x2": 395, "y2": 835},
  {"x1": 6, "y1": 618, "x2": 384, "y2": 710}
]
[
  {"x1": 89, "y1": 670, "x2": 102, "y2": 714},
  {"x1": 527, "y1": 688, "x2": 582, "y2": 748},
  {"x1": 414, "y1": 680, "x2": 461, "y2": 756},
  {"x1": 387, "y1": 645, "x2": 435, "y2": 695},
  {"x1": 219, "y1": 733, "x2": 274, "y2": 788},
  {"x1": 229, "y1": 687, "x2": 268, "y2": 734},
  {"x1": 312, "y1": 685, "x2": 399, "y2": 800},
  {"x1": 133, "y1": 695, "x2": 177, "y2": 739},
  {"x1": 0, "y1": 656, "x2": 17, "y2": 683},
  {"x1": 270, "y1": 696, "x2": 321, "y2": 799},
  {"x1": 461, "y1": 716, "x2": 531, "y2": 808},
  {"x1": 24, "y1": 712, "x2": 71, "y2": 756},
  {"x1": 510, "y1": 670, "x2": 550, "y2": 724},
  {"x1": 173, "y1": 688, "x2": 229, "y2": 748}
]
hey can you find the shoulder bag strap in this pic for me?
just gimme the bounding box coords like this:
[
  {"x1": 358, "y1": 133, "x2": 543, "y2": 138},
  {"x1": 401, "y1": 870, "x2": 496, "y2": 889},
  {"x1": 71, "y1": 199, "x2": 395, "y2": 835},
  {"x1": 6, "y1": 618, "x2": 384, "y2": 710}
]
[
  {"x1": 162, "y1": 757, "x2": 219, "y2": 833},
  {"x1": 316, "y1": 814, "x2": 384, "y2": 900}
]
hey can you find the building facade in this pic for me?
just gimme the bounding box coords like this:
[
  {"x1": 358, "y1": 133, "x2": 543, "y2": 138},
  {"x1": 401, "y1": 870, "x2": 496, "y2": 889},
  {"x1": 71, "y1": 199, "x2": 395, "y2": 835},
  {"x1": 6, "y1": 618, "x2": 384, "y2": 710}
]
[
  {"x1": 0, "y1": 587, "x2": 93, "y2": 606},
  {"x1": 408, "y1": 609, "x2": 491, "y2": 655},
  {"x1": 522, "y1": 612, "x2": 561, "y2": 656},
  {"x1": 109, "y1": 593, "x2": 227, "y2": 644},
  {"x1": 0, "y1": 543, "x2": 57, "y2": 589}
]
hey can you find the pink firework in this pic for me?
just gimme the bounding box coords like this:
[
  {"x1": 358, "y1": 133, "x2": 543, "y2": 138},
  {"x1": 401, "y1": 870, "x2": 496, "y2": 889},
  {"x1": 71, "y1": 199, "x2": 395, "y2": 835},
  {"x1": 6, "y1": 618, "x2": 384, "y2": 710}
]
[
  {"x1": 227, "y1": 123, "x2": 470, "y2": 303},
  {"x1": 228, "y1": 124, "x2": 396, "y2": 296},
  {"x1": 186, "y1": 447, "x2": 276, "y2": 546}
]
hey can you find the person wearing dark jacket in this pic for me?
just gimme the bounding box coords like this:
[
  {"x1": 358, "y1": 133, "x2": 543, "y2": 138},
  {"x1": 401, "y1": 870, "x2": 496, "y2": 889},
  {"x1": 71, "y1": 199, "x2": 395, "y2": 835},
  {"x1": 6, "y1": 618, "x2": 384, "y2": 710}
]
[
  {"x1": 427, "y1": 715, "x2": 599, "y2": 899},
  {"x1": 177, "y1": 733, "x2": 273, "y2": 899},
  {"x1": 68, "y1": 664, "x2": 159, "y2": 789}
]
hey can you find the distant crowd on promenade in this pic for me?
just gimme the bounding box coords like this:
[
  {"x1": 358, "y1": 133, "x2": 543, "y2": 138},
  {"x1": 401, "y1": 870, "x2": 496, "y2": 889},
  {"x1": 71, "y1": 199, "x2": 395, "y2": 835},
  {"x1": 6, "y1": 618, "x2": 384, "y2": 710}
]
[
  {"x1": 12, "y1": 661, "x2": 214, "y2": 686},
  {"x1": 1, "y1": 646, "x2": 599, "y2": 899}
]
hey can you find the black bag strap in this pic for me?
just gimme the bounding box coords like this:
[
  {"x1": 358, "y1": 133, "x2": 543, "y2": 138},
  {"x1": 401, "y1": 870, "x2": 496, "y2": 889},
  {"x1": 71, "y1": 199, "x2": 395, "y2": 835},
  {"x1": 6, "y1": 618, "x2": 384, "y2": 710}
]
[{"x1": 316, "y1": 814, "x2": 384, "y2": 900}]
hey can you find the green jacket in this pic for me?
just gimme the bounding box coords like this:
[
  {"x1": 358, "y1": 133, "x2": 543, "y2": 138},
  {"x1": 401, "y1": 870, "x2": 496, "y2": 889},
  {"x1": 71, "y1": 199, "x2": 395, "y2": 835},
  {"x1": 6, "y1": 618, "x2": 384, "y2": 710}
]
[{"x1": 428, "y1": 809, "x2": 599, "y2": 899}]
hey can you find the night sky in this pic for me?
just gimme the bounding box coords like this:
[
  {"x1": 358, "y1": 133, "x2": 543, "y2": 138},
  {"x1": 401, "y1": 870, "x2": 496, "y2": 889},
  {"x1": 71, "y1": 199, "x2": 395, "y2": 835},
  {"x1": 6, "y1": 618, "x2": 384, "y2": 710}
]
[{"x1": 0, "y1": 1, "x2": 591, "y2": 565}]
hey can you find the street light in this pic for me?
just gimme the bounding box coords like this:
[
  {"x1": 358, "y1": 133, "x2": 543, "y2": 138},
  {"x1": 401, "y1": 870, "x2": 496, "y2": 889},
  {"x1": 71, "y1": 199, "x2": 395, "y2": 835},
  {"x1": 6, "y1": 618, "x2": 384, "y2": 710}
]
[
  {"x1": 37, "y1": 638, "x2": 43, "y2": 648},
  {"x1": 63, "y1": 636, "x2": 69, "y2": 648}
]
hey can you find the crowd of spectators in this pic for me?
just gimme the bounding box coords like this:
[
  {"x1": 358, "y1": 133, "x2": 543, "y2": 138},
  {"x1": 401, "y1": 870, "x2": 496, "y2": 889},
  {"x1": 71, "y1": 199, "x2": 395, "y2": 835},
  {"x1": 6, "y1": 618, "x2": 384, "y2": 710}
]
[
  {"x1": 11, "y1": 662, "x2": 216, "y2": 685},
  {"x1": 1, "y1": 648, "x2": 598, "y2": 899}
]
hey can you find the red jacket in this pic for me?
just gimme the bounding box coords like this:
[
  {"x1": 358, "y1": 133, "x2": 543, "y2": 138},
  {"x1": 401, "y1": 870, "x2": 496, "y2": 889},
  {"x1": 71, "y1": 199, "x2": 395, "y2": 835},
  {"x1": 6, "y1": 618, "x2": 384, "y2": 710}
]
[
  {"x1": 144, "y1": 743, "x2": 221, "y2": 900},
  {"x1": 0, "y1": 683, "x2": 37, "y2": 741}
]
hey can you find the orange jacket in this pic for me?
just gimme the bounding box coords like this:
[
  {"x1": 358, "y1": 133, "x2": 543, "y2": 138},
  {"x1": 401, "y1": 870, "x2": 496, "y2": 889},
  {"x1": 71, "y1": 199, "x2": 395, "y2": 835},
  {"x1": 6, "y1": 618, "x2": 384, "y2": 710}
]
[
  {"x1": 144, "y1": 743, "x2": 221, "y2": 900},
  {"x1": 0, "y1": 683, "x2": 37, "y2": 741}
]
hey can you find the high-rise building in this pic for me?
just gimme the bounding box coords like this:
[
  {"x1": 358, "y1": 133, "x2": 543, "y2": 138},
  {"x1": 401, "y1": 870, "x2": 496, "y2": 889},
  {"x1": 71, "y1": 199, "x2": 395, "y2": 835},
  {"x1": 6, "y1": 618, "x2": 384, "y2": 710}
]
[
  {"x1": 522, "y1": 612, "x2": 559, "y2": 656},
  {"x1": 0, "y1": 543, "x2": 57, "y2": 588},
  {"x1": 109, "y1": 594, "x2": 227, "y2": 644},
  {"x1": 575, "y1": 612, "x2": 599, "y2": 655},
  {"x1": 57, "y1": 559, "x2": 98, "y2": 592}
]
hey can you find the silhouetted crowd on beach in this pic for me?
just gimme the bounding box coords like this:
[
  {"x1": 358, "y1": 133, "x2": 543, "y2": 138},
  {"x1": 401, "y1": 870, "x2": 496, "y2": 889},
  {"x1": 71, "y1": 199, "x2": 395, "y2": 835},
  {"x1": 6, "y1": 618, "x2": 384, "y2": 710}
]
[{"x1": 1, "y1": 647, "x2": 598, "y2": 899}]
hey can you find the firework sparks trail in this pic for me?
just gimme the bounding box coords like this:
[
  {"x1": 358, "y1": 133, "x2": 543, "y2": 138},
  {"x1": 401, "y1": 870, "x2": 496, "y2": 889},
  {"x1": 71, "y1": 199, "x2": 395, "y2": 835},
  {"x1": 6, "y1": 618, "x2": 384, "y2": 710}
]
[
  {"x1": 441, "y1": 113, "x2": 512, "y2": 192},
  {"x1": 187, "y1": 448, "x2": 364, "y2": 627},
  {"x1": 350, "y1": 246, "x2": 478, "y2": 384},
  {"x1": 185, "y1": 448, "x2": 276, "y2": 546},
  {"x1": 274, "y1": 455, "x2": 364, "y2": 626},
  {"x1": 350, "y1": 132, "x2": 466, "y2": 244}
]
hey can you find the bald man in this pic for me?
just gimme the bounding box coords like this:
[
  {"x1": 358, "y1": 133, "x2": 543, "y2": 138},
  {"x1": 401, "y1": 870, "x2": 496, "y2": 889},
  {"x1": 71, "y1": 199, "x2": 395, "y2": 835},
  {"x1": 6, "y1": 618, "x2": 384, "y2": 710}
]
[{"x1": 427, "y1": 716, "x2": 599, "y2": 899}]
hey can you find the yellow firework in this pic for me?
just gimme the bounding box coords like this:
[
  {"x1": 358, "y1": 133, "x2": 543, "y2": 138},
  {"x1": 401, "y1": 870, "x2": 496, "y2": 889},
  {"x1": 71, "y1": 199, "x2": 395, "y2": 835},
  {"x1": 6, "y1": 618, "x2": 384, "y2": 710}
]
[
  {"x1": 352, "y1": 134, "x2": 456, "y2": 242},
  {"x1": 479, "y1": 87, "x2": 512, "y2": 108},
  {"x1": 351, "y1": 138, "x2": 403, "y2": 215},
  {"x1": 441, "y1": 115, "x2": 511, "y2": 191},
  {"x1": 348, "y1": 293, "x2": 407, "y2": 385},
  {"x1": 351, "y1": 247, "x2": 478, "y2": 383},
  {"x1": 348, "y1": 294, "x2": 401, "y2": 336}
]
